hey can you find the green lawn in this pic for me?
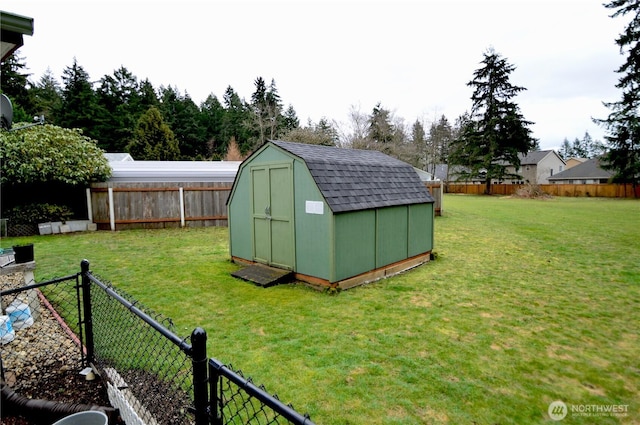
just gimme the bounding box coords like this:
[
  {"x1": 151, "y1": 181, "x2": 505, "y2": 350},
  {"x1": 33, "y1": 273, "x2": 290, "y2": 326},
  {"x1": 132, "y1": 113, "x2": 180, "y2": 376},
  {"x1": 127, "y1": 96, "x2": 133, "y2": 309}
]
[{"x1": 3, "y1": 195, "x2": 639, "y2": 424}]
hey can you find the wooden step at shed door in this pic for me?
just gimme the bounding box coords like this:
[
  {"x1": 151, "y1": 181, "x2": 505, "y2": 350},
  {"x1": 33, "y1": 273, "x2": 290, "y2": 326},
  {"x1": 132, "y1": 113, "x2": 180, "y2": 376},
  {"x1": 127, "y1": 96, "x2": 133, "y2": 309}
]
[{"x1": 231, "y1": 264, "x2": 293, "y2": 287}]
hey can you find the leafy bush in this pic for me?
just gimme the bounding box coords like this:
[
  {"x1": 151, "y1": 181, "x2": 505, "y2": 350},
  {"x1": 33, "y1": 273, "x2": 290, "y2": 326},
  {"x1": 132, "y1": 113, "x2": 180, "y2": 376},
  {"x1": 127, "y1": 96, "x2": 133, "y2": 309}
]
[
  {"x1": 0, "y1": 124, "x2": 111, "y2": 185},
  {"x1": 6, "y1": 203, "x2": 74, "y2": 225}
]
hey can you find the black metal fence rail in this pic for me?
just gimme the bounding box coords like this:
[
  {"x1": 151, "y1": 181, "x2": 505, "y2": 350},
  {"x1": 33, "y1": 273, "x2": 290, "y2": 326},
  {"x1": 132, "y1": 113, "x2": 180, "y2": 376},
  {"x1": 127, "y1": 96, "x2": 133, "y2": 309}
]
[{"x1": 209, "y1": 358, "x2": 314, "y2": 425}]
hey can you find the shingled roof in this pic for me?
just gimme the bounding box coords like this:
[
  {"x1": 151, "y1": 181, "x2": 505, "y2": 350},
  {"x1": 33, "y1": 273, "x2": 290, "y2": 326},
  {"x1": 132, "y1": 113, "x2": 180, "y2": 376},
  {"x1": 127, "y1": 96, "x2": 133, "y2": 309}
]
[
  {"x1": 271, "y1": 140, "x2": 434, "y2": 213},
  {"x1": 548, "y1": 157, "x2": 613, "y2": 181}
]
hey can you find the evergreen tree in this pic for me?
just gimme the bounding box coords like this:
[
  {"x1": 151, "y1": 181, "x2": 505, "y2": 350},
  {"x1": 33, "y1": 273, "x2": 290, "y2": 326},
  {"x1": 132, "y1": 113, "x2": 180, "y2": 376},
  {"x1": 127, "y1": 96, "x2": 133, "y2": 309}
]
[
  {"x1": 58, "y1": 58, "x2": 99, "y2": 139},
  {"x1": 364, "y1": 102, "x2": 396, "y2": 154},
  {"x1": 585, "y1": 132, "x2": 607, "y2": 157},
  {"x1": 316, "y1": 118, "x2": 339, "y2": 146},
  {"x1": 222, "y1": 86, "x2": 252, "y2": 153},
  {"x1": 249, "y1": 77, "x2": 283, "y2": 148},
  {"x1": 571, "y1": 136, "x2": 590, "y2": 158},
  {"x1": 31, "y1": 68, "x2": 62, "y2": 124},
  {"x1": 159, "y1": 86, "x2": 206, "y2": 159},
  {"x1": 250, "y1": 76, "x2": 269, "y2": 145},
  {"x1": 94, "y1": 66, "x2": 141, "y2": 152},
  {"x1": 199, "y1": 94, "x2": 226, "y2": 158},
  {"x1": 0, "y1": 53, "x2": 34, "y2": 123},
  {"x1": 138, "y1": 78, "x2": 160, "y2": 111},
  {"x1": 266, "y1": 78, "x2": 283, "y2": 139},
  {"x1": 282, "y1": 105, "x2": 300, "y2": 132},
  {"x1": 560, "y1": 137, "x2": 573, "y2": 159},
  {"x1": 367, "y1": 103, "x2": 395, "y2": 145},
  {"x1": 411, "y1": 119, "x2": 429, "y2": 170},
  {"x1": 449, "y1": 48, "x2": 537, "y2": 194},
  {"x1": 424, "y1": 115, "x2": 453, "y2": 176},
  {"x1": 559, "y1": 131, "x2": 607, "y2": 159},
  {"x1": 126, "y1": 106, "x2": 180, "y2": 160},
  {"x1": 597, "y1": 0, "x2": 640, "y2": 191}
]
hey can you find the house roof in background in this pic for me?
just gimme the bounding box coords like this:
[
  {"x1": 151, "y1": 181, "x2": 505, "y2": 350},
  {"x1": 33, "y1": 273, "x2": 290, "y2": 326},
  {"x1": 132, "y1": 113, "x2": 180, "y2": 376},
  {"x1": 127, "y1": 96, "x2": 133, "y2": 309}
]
[
  {"x1": 414, "y1": 165, "x2": 447, "y2": 181},
  {"x1": 548, "y1": 157, "x2": 613, "y2": 181},
  {"x1": 271, "y1": 140, "x2": 433, "y2": 213},
  {"x1": 1, "y1": 10, "x2": 34, "y2": 61},
  {"x1": 519, "y1": 150, "x2": 565, "y2": 165},
  {"x1": 109, "y1": 160, "x2": 241, "y2": 183},
  {"x1": 412, "y1": 167, "x2": 431, "y2": 182}
]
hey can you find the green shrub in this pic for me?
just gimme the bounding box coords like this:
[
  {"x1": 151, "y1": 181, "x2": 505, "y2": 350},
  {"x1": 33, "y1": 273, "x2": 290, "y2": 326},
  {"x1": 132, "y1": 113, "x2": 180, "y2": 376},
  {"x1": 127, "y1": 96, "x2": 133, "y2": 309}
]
[{"x1": 7, "y1": 203, "x2": 73, "y2": 225}]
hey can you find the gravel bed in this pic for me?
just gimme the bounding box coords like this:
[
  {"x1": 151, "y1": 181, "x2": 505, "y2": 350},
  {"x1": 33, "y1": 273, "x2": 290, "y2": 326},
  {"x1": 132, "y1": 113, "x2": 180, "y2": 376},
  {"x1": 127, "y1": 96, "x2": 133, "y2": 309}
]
[{"x1": 1, "y1": 271, "x2": 112, "y2": 425}]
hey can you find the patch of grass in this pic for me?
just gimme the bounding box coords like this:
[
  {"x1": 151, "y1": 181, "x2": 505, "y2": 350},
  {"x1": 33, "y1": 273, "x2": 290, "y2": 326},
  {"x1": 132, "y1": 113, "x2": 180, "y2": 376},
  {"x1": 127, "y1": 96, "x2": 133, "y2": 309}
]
[{"x1": 2, "y1": 196, "x2": 639, "y2": 424}]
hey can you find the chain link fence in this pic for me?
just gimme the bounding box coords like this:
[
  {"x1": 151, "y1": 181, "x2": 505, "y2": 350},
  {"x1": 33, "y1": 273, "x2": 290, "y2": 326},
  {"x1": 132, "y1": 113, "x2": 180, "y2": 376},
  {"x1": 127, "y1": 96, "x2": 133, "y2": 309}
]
[
  {"x1": 0, "y1": 270, "x2": 87, "y2": 390},
  {"x1": 1, "y1": 261, "x2": 315, "y2": 425},
  {"x1": 85, "y1": 269, "x2": 197, "y2": 425},
  {"x1": 209, "y1": 359, "x2": 314, "y2": 425}
]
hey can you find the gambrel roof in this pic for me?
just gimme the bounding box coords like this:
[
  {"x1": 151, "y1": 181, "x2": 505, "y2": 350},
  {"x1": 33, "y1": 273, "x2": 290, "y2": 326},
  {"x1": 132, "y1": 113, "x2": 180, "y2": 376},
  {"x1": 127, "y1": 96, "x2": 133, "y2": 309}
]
[{"x1": 271, "y1": 140, "x2": 434, "y2": 213}]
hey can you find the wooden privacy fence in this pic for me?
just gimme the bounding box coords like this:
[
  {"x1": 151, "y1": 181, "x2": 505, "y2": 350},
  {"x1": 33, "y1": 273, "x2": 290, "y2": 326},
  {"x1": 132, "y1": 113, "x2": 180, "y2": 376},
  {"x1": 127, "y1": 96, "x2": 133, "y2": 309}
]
[
  {"x1": 447, "y1": 183, "x2": 639, "y2": 198},
  {"x1": 89, "y1": 182, "x2": 232, "y2": 231},
  {"x1": 424, "y1": 182, "x2": 442, "y2": 216},
  {"x1": 88, "y1": 181, "x2": 442, "y2": 231}
]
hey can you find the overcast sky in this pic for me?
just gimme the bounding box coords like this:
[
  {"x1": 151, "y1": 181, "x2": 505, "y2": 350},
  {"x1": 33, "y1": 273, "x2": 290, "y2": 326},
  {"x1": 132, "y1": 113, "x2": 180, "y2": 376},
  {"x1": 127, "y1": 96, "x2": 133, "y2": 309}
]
[{"x1": 3, "y1": 0, "x2": 628, "y2": 150}]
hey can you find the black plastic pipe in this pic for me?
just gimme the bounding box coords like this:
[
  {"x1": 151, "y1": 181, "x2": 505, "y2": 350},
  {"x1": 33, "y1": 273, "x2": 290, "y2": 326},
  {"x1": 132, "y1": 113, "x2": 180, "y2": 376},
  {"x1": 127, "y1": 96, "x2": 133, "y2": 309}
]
[{"x1": 1, "y1": 382, "x2": 119, "y2": 424}]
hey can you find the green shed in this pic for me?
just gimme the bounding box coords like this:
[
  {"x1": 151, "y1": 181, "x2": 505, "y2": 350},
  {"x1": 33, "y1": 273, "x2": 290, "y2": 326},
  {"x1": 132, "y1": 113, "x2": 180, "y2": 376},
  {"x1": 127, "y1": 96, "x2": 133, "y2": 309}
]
[{"x1": 227, "y1": 140, "x2": 435, "y2": 289}]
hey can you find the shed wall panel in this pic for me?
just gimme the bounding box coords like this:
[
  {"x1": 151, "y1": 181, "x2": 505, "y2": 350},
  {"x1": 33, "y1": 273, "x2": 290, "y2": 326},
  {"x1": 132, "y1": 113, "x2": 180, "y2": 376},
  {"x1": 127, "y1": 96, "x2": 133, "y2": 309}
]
[
  {"x1": 376, "y1": 206, "x2": 409, "y2": 267},
  {"x1": 292, "y1": 159, "x2": 331, "y2": 280},
  {"x1": 408, "y1": 203, "x2": 434, "y2": 256},
  {"x1": 229, "y1": 169, "x2": 253, "y2": 260},
  {"x1": 334, "y1": 210, "x2": 376, "y2": 282},
  {"x1": 251, "y1": 146, "x2": 294, "y2": 164}
]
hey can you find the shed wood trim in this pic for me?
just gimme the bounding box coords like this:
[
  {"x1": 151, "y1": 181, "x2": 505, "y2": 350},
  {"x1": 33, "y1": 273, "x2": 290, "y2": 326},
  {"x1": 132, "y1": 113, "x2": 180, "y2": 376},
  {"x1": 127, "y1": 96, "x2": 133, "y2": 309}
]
[
  {"x1": 91, "y1": 187, "x2": 230, "y2": 193},
  {"x1": 94, "y1": 215, "x2": 227, "y2": 225},
  {"x1": 232, "y1": 251, "x2": 431, "y2": 290}
]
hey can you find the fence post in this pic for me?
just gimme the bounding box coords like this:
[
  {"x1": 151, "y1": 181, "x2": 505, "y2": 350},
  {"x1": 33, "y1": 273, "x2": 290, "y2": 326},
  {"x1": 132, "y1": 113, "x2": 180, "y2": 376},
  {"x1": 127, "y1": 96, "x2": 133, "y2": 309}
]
[
  {"x1": 191, "y1": 327, "x2": 209, "y2": 425},
  {"x1": 86, "y1": 188, "x2": 93, "y2": 222},
  {"x1": 208, "y1": 360, "x2": 222, "y2": 425},
  {"x1": 80, "y1": 259, "x2": 95, "y2": 366},
  {"x1": 108, "y1": 187, "x2": 115, "y2": 231},
  {"x1": 179, "y1": 187, "x2": 186, "y2": 228}
]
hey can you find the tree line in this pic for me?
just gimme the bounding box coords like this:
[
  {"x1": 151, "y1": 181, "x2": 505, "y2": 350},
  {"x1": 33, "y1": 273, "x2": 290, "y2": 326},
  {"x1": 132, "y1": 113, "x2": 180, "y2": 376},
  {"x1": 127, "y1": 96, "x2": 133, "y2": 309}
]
[
  {"x1": 1, "y1": 0, "x2": 637, "y2": 194},
  {"x1": 1, "y1": 57, "x2": 303, "y2": 159},
  {"x1": 1, "y1": 54, "x2": 466, "y2": 168}
]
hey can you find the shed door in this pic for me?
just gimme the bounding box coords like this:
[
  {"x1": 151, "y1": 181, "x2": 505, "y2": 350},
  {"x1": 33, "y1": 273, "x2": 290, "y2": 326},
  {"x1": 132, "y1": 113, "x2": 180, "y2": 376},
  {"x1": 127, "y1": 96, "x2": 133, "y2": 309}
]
[{"x1": 251, "y1": 164, "x2": 294, "y2": 270}]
